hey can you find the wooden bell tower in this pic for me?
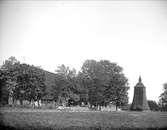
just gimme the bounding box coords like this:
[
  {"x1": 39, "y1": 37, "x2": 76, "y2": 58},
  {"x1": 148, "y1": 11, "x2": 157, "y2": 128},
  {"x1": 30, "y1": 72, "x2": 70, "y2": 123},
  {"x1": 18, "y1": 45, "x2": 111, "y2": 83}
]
[{"x1": 131, "y1": 76, "x2": 150, "y2": 111}]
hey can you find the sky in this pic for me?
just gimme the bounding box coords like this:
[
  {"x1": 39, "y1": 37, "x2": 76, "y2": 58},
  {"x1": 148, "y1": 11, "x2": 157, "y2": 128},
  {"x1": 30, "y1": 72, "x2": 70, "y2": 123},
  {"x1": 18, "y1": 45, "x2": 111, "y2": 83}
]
[{"x1": 0, "y1": 0, "x2": 167, "y2": 103}]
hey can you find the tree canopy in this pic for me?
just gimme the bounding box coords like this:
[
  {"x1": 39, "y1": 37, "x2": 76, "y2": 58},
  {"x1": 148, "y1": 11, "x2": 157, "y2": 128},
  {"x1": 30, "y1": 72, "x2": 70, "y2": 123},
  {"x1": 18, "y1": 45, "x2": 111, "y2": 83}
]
[
  {"x1": 159, "y1": 83, "x2": 167, "y2": 111},
  {"x1": 52, "y1": 65, "x2": 80, "y2": 106},
  {"x1": 148, "y1": 100, "x2": 160, "y2": 111},
  {"x1": 80, "y1": 60, "x2": 129, "y2": 110},
  {"x1": 0, "y1": 57, "x2": 46, "y2": 105},
  {"x1": 1, "y1": 57, "x2": 129, "y2": 110}
]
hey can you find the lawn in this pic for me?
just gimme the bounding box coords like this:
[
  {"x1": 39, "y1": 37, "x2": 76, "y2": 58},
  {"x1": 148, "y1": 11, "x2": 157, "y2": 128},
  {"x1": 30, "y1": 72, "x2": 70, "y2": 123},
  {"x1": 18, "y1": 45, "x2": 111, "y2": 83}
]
[{"x1": 0, "y1": 108, "x2": 167, "y2": 130}]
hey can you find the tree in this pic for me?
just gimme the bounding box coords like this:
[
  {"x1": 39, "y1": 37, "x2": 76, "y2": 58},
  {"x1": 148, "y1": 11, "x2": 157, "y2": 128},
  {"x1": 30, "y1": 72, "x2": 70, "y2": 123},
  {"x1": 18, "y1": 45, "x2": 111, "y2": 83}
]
[
  {"x1": 0, "y1": 69, "x2": 9, "y2": 105},
  {"x1": 0, "y1": 56, "x2": 19, "y2": 105},
  {"x1": 148, "y1": 100, "x2": 160, "y2": 111},
  {"x1": 81, "y1": 59, "x2": 129, "y2": 110},
  {"x1": 99, "y1": 60, "x2": 129, "y2": 110},
  {"x1": 1, "y1": 56, "x2": 18, "y2": 70},
  {"x1": 13, "y1": 63, "x2": 46, "y2": 104},
  {"x1": 53, "y1": 65, "x2": 80, "y2": 106},
  {"x1": 159, "y1": 83, "x2": 167, "y2": 111},
  {"x1": 0, "y1": 57, "x2": 46, "y2": 105},
  {"x1": 105, "y1": 73, "x2": 129, "y2": 111},
  {"x1": 77, "y1": 72, "x2": 89, "y2": 104},
  {"x1": 81, "y1": 60, "x2": 105, "y2": 108}
]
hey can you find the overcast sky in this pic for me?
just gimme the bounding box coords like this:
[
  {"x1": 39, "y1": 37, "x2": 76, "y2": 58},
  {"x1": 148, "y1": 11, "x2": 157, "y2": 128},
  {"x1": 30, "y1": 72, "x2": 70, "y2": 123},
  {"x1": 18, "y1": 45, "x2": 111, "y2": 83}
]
[{"x1": 0, "y1": 0, "x2": 167, "y2": 103}]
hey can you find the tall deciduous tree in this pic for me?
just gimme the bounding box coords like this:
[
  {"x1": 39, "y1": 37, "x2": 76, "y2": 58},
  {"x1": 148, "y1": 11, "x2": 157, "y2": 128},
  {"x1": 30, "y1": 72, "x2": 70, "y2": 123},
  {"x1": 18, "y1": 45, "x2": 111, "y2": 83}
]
[
  {"x1": 81, "y1": 59, "x2": 129, "y2": 110},
  {"x1": 13, "y1": 63, "x2": 46, "y2": 104},
  {"x1": 0, "y1": 70, "x2": 9, "y2": 105},
  {"x1": 105, "y1": 73, "x2": 129, "y2": 111},
  {"x1": 53, "y1": 65, "x2": 80, "y2": 106},
  {"x1": 148, "y1": 100, "x2": 160, "y2": 111},
  {"x1": 0, "y1": 56, "x2": 19, "y2": 105},
  {"x1": 0, "y1": 57, "x2": 46, "y2": 105}
]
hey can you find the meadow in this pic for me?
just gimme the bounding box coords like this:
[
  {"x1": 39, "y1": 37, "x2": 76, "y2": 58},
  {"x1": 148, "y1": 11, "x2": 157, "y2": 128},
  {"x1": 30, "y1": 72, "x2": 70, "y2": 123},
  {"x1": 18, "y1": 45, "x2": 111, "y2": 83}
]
[{"x1": 0, "y1": 108, "x2": 167, "y2": 130}]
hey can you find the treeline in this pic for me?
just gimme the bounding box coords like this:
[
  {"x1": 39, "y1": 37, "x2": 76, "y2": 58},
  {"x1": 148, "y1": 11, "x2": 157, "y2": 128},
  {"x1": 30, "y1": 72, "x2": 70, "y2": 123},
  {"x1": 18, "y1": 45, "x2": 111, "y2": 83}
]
[
  {"x1": 0, "y1": 56, "x2": 129, "y2": 110},
  {"x1": 1, "y1": 56, "x2": 167, "y2": 111},
  {"x1": 52, "y1": 60, "x2": 129, "y2": 110}
]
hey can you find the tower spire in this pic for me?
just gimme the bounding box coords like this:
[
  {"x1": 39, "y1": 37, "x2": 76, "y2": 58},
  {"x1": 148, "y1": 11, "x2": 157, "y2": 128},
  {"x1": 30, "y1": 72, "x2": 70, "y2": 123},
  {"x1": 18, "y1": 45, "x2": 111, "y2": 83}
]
[{"x1": 139, "y1": 76, "x2": 142, "y2": 82}]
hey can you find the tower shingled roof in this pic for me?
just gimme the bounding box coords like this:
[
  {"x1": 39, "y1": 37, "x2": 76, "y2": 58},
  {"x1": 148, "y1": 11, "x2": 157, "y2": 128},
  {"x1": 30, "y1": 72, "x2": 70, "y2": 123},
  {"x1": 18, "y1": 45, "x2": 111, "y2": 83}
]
[
  {"x1": 139, "y1": 76, "x2": 142, "y2": 82},
  {"x1": 136, "y1": 76, "x2": 144, "y2": 87}
]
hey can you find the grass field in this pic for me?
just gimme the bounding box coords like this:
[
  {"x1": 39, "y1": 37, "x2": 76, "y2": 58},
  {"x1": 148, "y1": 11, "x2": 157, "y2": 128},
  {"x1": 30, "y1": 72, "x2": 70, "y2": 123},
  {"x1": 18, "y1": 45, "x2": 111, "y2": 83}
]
[{"x1": 0, "y1": 108, "x2": 167, "y2": 130}]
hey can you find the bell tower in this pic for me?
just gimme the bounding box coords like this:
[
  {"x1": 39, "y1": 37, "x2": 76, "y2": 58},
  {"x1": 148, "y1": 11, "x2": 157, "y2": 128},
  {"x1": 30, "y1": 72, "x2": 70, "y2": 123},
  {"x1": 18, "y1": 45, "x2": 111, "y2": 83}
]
[{"x1": 131, "y1": 76, "x2": 150, "y2": 111}]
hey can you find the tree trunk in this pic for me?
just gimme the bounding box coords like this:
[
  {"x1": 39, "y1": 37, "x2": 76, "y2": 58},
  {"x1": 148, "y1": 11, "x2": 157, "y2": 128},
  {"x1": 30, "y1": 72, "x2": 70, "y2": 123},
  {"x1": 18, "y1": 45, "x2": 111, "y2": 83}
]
[
  {"x1": 20, "y1": 99, "x2": 23, "y2": 105},
  {"x1": 90, "y1": 104, "x2": 92, "y2": 109},
  {"x1": 116, "y1": 105, "x2": 118, "y2": 111},
  {"x1": 12, "y1": 97, "x2": 15, "y2": 104},
  {"x1": 98, "y1": 105, "x2": 101, "y2": 111}
]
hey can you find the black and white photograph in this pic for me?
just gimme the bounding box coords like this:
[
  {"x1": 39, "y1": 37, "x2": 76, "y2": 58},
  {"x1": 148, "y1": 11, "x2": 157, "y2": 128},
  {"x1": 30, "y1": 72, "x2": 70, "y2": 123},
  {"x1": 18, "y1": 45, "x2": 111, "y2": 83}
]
[{"x1": 0, "y1": 0, "x2": 167, "y2": 130}]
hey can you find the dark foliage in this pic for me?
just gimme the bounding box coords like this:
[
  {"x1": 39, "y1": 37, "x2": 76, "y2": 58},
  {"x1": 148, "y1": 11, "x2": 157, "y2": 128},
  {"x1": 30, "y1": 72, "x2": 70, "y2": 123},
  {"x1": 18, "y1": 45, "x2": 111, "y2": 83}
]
[
  {"x1": 159, "y1": 83, "x2": 167, "y2": 111},
  {"x1": 148, "y1": 100, "x2": 160, "y2": 111}
]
